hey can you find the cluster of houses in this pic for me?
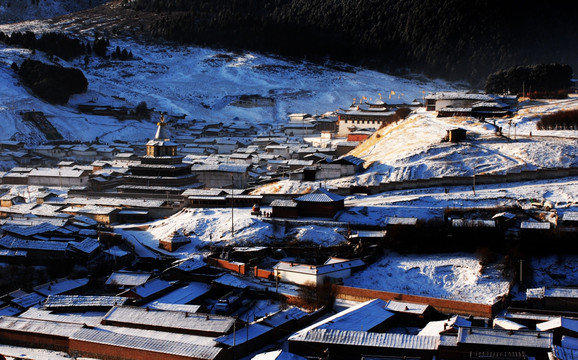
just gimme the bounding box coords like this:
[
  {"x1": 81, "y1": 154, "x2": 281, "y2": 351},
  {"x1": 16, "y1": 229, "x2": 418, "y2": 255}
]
[
  {"x1": 0, "y1": 241, "x2": 577, "y2": 360},
  {"x1": 6, "y1": 91, "x2": 578, "y2": 359},
  {"x1": 425, "y1": 92, "x2": 517, "y2": 118}
]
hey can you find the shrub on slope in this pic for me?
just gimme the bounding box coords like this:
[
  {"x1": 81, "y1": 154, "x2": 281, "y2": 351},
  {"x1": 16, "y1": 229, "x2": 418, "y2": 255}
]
[{"x1": 18, "y1": 59, "x2": 88, "y2": 104}]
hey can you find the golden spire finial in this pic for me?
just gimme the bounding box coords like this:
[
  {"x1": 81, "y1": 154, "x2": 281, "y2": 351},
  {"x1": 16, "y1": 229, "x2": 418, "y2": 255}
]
[{"x1": 157, "y1": 114, "x2": 166, "y2": 126}]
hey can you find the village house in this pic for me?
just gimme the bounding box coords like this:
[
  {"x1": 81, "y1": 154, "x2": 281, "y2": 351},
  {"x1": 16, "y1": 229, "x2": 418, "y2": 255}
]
[
  {"x1": 159, "y1": 229, "x2": 191, "y2": 252},
  {"x1": 270, "y1": 199, "x2": 299, "y2": 218},
  {"x1": 273, "y1": 257, "x2": 363, "y2": 286},
  {"x1": 425, "y1": 92, "x2": 495, "y2": 112},
  {"x1": 28, "y1": 167, "x2": 91, "y2": 187},
  {"x1": 293, "y1": 188, "x2": 345, "y2": 218},
  {"x1": 438, "y1": 327, "x2": 553, "y2": 360},
  {"x1": 117, "y1": 277, "x2": 177, "y2": 304},
  {"x1": 336, "y1": 103, "x2": 398, "y2": 137},
  {"x1": 101, "y1": 305, "x2": 237, "y2": 337},
  {"x1": 105, "y1": 270, "x2": 152, "y2": 291},
  {"x1": 190, "y1": 163, "x2": 250, "y2": 189},
  {"x1": 265, "y1": 145, "x2": 291, "y2": 159}
]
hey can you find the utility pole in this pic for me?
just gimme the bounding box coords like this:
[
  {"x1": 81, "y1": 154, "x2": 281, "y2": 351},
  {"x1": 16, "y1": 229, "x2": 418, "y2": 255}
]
[{"x1": 231, "y1": 175, "x2": 234, "y2": 240}]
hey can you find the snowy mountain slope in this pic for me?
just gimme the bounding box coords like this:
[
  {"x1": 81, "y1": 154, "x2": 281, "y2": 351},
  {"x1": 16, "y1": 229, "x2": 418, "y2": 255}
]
[{"x1": 0, "y1": 19, "x2": 456, "y2": 144}]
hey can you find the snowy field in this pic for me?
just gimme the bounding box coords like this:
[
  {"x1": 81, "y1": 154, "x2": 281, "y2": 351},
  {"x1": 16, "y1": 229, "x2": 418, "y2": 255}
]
[{"x1": 344, "y1": 252, "x2": 511, "y2": 305}]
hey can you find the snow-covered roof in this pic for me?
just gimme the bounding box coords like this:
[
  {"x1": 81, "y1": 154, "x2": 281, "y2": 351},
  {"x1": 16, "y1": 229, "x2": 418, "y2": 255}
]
[
  {"x1": 425, "y1": 92, "x2": 494, "y2": 101},
  {"x1": 562, "y1": 211, "x2": 578, "y2": 222},
  {"x1": 261, "y1": 307, "x2": 309, "y2": 328},
  {"x1": 290, "y1": 329, "x2": 439, "y2": 350},
  {"x1": 493, "y1": 317, "x2": 528, "y2": 331},
  {"x1": 34, "y1": 278, "x2": 89, "y2": 297},
  {"x1": 71, "y1": 327, "x2": 223, "y2": 360},
  {"x1": 215, "y1": 323, "x2": 274, "y2": 346},
  {"x1": 297, "y1": 299, "x2": 394, "y2": 333},
  {"x1": 520, "y1": 221, "x2": 550, "y2": 230},
  {"x1": 29, "y1": 168, "x2": 89, "y2": 178},
  {"x1": 105, "y1": 271, "x2": 152, "y2": 287},
  {"x1": 349, "y1": 230, "x2": 386, "y2": 238},
  {"x1": 274, "y1": 260, "x2": 357, "y2": 276},
  {"x1": 384, "y1": 216, "x2": 418, "y2": 226},
  {"x1": 148, "y1": 282, "x2": 211, "y2": 305},
  {"x1": 385, "y1": 300, "x2": 431, "y2": 315},
  {"x1": 418, "y1": 315, "x2": 471, "y2": 336},
  {"x1": 191, "y1": 163, "x2": 249, "y2": 173},
  {"x1": 11, "y1": 292, "x2": 46, "y2": 308},
  {"x1": 145, "y1": 303, "x2": 201, "y2": 313},
  {"x1": 122, "y1": 278, "x2": 174, "y2": 299},
  {"x1": 0, "y1": 316, "x2": 82, "y2": 337},
  {"x1": 69, "y1": 238, "x2": 99, "y2": 254},
  {"x1": 323, "y1": 257, "x2": 365, "y2": 268},
  {"x1": 44, "y1": 295, "x2": 127, "y2": 309},
  {"x1": 536, "y1": 317, "x2": 578, "y2": 333},
  {"x1": 294, "y1": 188, "x2": 345, "y2": 203},
  {"x1": 102, "y1": 306, "x2": 235, "y2": 334},
  {"x1": 455, "y1": 327, "x2": 552, "y2": 349},
  {"x1": 1, "y1": 222, "x2": 63, "y2": 237},
  {"x1": 252, "y1": 350, "x2": 308, "y2": 360},
  {"x1": 0, "y1": 236, "x2": 69, "y2": 252},
  {"x1": 451, "y1": 219, "x2": 496, "y2": 228},
  {"x1": 270, "y1": 199, "x2": 298, "y2": 207},
  {"x1": 212, "y1": 273, "x2": 252, "y2": 289}
]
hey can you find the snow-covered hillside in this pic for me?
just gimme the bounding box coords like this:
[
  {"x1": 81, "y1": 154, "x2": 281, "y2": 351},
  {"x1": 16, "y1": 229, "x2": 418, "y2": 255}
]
[{"x1": 0, "y1": 26, "x2": 456, "y2": 145}]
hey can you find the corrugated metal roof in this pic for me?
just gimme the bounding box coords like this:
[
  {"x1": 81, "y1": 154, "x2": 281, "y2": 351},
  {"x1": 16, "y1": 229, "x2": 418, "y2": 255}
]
[
  {"x1": 562, "y1": 211, "x2": 578, "y2": 222},
  {"x1": 456, "y1": 327, "x2": 552, "y2": 348},
  {"x1": 44, "y1": 295, "x2": 127, "y2": 309},
  {"x1": 520, "y1": 221, "x2": 550, "y2": 230},
  {"x1": 105, "y1": 271, "x2": 151, "y2": 287},
  {"x1": 146, "y1": 303, "x2": 201, "y2": 313},
  {"x1": 34, "y1": 278, "x2": 89, "y2": 297},
  {"x1": 191, "y1": 164, "x2": 249, "y2": 173},
  {"x1": 0, "y1": 316, "x2": 82, "y2": 337},
  {"x1": 0, "y1": 236, "x2": 69, "y2": 252},
  {"x1": 125, "y1": 278, "x2": 174, "y2": 298},
  {"x1": 384, "y1": 216, "x2": 418, "y2": 226},
  {"x1": 1, "y1": 223, "x2": 62, "y2": 237},
  {"x1": 451, "y1": 219, "x2": 496, "y2": 228},
  {"x1": 102, "y1": 306, "x2": 235, "y2": 334},
  {"x1": 546, "y1": 287, "x2": 578, "y2": 299},
  {"x1": 553, "y1": 345, "x2": 578, "y2": 360},
  {"x1": 18, "y1": 306, "x2": 106, "y2": 327},
  {"x1": 71, "y1": 327, "x2": 223, "y2": 360},
  {"x1": 70, "y1": 238, "x2": 99, "y2": 254},
  {"x1": 270, "y1": 199, "x2": 298, "y2": 208},
  {"x1": 290, "y1": 329, "x2": 439, "y2": 350},
  {"x1": 296, "y1": 299, "x2": 394, "y2": 333},
  {"x1": 294, "y1": 188, "x2": 345, "y2": 203}
]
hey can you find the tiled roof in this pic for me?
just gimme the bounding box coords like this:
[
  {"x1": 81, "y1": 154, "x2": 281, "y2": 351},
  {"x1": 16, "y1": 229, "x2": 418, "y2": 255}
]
[{"x1": 294, "y1": 188, "x2": 345, "y2": 203}]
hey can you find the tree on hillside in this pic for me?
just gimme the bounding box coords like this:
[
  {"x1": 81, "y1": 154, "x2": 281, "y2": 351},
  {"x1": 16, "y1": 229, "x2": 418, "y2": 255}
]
[{"x1": 485, "y1": 64, "x2": 573, "y2": 96}]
